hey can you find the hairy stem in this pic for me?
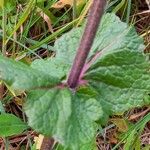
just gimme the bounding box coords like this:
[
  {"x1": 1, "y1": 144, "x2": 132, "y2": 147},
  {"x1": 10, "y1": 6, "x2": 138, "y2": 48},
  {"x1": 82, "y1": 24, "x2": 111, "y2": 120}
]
[{"x1": 67, "y1": 0, "x2": 106, "y2": 89}]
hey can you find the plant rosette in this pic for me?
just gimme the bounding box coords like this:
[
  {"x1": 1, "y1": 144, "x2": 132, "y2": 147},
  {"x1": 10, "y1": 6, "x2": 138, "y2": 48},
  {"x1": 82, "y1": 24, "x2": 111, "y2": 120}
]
[{"x1": 0, "y1": 13, "x2": 150, "y2": 149}]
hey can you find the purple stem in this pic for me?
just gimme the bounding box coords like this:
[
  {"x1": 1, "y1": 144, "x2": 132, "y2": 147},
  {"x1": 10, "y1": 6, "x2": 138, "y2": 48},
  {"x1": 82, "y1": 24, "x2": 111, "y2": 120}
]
[
  {"x1": 79, "y1": 51, "x2": 102, "y2": 81},
  {"x1": 67, "y1": 0, "x2": 106, "y2": 89}
]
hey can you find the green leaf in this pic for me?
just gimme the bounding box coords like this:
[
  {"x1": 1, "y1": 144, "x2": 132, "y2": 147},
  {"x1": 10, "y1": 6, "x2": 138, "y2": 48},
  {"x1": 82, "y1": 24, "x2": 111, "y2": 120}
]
[
  {"x1": 0, "y1": 0, "x2": 16, "y2": 13},
  {"x1": 0, "y1": 56, "x2": 59, "y2": 91},
  {"x1": 54, "y1": 13, "x2": 150, "y2": 114},
  {"x1": 31, "y1": 58, "x2": 70, "y2": 80},
  {"x1": 54, "y1": 27, "x2": 83, "y2": 65},
  {"x1": 84, "y1": 14, "x2": 150, "y2": 113},
  {"x1": 0, "y1": 114, "x2": 28, "y2": 137},
  {"x1": 123, "y1": 129, "x2": 138, "y2": 150},
  {"x1": 54, "y1": 13, "x2": 144, "y2": 64},
  {"x1": 86, "y1": 51, "x2": 150, "y2": 114},
  {"x1": 25, "y1": 88, "x2": 103, "y2": 150},
  {"x1": 134, "y1": 136, "x2": 141, "y2": 150}
]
